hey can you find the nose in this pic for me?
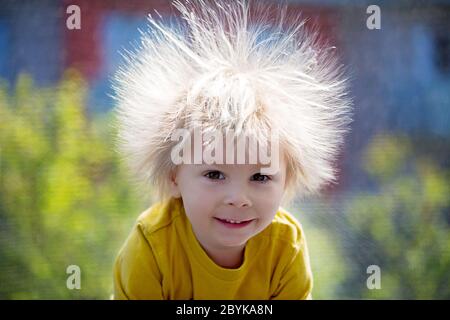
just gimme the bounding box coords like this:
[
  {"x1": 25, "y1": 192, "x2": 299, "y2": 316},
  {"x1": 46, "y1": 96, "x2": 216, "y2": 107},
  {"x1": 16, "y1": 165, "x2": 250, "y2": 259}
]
[
  {"x1": 224, "y1": 188, "x2": 252, "y2": 208},
  {"x1": 226, "y1": 198, "x2": 251, "y2": 208}
]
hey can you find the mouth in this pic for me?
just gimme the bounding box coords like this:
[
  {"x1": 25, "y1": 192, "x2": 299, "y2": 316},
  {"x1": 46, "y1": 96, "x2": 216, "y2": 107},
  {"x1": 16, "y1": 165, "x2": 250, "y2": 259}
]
[{"x1": 214, "y1": 217, "x2": 255, "y2": 229}]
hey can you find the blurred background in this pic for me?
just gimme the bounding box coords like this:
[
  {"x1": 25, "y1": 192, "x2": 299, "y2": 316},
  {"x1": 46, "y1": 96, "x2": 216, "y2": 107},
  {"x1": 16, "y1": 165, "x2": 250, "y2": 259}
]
[{"x1": 0, "y1": 0, "x2": 449, "y2": 299}]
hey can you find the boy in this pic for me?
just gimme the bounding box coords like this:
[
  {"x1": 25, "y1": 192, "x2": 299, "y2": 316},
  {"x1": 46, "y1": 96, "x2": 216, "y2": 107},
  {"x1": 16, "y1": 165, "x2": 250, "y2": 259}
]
[{"x1": 112, "y1": 0, "x2": 351, "y2": 299}]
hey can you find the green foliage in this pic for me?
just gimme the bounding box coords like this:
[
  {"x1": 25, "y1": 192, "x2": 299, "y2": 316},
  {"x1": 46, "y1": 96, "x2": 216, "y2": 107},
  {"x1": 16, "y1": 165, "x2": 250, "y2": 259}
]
[
  {"x1": 342, "y1": 134, "x2": 450, "y2": 299},
  {"x1": 299, "y1": 215, "x2": 349, "y2": 299},
  {"x1": 0, "y1": 72, "x2": 143, "y2": 299},
  {"x1": 297, "y1": 133, "x2": 450, "y2": 299},
  {"x1": 1, "y1": 74, "x2": 448, "y2": 299}
]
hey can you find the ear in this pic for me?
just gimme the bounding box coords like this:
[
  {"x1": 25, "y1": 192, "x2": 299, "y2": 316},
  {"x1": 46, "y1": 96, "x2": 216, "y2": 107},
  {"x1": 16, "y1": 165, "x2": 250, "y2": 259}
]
[{"x1": 168, "y1": 168, "x2": 181, "y2": 198}]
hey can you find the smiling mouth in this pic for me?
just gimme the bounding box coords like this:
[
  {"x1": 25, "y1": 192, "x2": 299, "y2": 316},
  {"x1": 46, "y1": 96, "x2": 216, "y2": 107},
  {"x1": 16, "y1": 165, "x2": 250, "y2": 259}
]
[{"x1": 214, "y1": 217, "x2": 255, "y2": 228}]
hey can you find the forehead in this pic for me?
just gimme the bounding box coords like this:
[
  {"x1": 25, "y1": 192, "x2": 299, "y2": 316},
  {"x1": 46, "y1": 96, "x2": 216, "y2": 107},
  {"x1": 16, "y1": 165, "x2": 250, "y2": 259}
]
[
  {"x1": 197, "y1": 162, "x2": 269, "y2": 171},
  {"x1": 179, "y1": 153, "x2": 286, "y2": 174},
  {"x1": 178, "y1": 131, "x2": 280, "y2": 160}
]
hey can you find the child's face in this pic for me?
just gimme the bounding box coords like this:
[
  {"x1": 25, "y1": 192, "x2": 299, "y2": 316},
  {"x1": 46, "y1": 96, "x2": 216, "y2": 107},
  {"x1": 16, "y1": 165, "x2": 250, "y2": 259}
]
[{"x1": 170, "y1": 153, "x2": 287, "y2": 254}]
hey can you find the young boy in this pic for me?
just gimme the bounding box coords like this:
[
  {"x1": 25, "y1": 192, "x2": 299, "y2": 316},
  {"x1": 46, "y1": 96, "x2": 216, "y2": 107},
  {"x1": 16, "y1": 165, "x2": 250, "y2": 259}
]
[{"x1": 112, "y1": 0, "x2": 351, "y2": 299}]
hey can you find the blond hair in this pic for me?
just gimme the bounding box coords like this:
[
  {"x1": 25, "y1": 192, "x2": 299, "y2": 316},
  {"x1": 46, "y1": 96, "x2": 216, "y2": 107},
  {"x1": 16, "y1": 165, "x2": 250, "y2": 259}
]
[{"x1": 113, "y1": 0, "x2": 352, "y2": 204}]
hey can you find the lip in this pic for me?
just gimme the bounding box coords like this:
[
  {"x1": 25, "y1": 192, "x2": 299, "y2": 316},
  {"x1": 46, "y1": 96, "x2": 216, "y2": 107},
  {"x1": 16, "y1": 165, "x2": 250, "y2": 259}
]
[{"x1": 214, "y1": 217, "x2": 255, "y2": 229}]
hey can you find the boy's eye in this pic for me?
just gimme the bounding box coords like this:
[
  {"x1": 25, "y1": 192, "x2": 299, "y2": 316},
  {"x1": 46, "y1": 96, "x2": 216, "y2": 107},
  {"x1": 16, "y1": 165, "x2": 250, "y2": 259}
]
[
  {"x1": 204, "y1": 171, "x2": 225, "y2": 180},
  {"x1": 251, "y1": 173, "x2": 271, "y2": 183}
]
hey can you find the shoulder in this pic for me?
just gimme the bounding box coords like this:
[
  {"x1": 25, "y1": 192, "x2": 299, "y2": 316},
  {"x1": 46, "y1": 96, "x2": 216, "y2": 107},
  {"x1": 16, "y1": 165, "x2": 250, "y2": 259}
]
[
  {"x1": 135, "y1": 197, "x2": 184, "y2": 237},
  {"x1": 256, "y1": 207, "x2": 307, "y2": 249},
  {"x1": 262, "y1": 208, "x2": 314, "y2": 299}
]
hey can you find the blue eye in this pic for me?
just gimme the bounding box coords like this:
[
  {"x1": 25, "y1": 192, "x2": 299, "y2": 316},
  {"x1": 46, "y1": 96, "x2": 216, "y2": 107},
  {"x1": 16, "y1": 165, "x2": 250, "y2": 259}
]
[
  {"x1": 251, "y1": 173, "x2": 271, "y2": 183},
  {"x1": 204, "y1": 171, "x2": 225, "y2": 180}
]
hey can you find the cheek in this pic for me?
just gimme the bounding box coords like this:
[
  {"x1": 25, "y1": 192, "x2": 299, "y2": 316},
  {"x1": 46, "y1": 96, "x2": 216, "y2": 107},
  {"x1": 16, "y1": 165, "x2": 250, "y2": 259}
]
[
  {"x1": 253, "y1": 185, "x2": 285, "y2": 218},
  {"x1": 180, "y1": 184, "x2": 218, "y2": 220},
  {"x1": 256, "y1": 200, "x2": 280, "y2": 220},
  {"x1": 255, "y1": 181, "x2": 285, "y2": 201},
  {"x1": 181, "y1": 179, "x2": 219, "y2": 204}
]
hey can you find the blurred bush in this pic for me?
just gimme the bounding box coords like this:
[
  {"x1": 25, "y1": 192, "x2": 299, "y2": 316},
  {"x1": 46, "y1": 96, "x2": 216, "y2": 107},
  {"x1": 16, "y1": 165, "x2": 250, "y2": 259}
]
[
  {"x1": 341, "y1": 134, "x2": 450, "y2": 299},
  {"x1": 0, "y1": 71, "x2": 142, "y2": 299},
  {"x1": 300, "y1": 134, "x2": 450, "y2": 299},
  {"x1": 1, "y1": 72, "x2": 449, "y2": 299}
]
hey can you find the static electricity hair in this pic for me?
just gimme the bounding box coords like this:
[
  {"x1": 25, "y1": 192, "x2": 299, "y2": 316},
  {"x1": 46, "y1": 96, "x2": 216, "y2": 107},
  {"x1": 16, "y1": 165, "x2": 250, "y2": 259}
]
[{"x1": 113, "y1": 0, "x2": 352, "y2": 204}]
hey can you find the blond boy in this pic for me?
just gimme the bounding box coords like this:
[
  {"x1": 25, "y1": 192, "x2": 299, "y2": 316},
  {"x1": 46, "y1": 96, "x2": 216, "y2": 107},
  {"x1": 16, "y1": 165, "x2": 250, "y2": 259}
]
[{"x1": 112, "y1": 0, "x2": 351, "y2": 299}]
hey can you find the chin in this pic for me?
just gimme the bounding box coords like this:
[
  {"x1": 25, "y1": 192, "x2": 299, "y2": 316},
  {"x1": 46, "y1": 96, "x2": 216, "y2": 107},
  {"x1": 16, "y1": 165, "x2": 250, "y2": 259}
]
[{"x1": 218, "y1": 236, "x2": 250, "y2": 248}]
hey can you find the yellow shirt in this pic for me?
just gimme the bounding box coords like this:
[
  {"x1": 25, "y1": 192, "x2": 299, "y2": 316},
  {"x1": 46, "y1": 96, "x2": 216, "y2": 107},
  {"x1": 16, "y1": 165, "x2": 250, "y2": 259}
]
[{"x1": 113, "y1": 197, "x2": 313, "y2": 299}]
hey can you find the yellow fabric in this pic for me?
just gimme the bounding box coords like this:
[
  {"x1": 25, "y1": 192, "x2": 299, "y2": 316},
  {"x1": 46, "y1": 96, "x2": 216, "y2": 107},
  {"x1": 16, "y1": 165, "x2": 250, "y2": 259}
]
[{"x1": 113, "y1": 197, "x2": 313, "y2": 300}]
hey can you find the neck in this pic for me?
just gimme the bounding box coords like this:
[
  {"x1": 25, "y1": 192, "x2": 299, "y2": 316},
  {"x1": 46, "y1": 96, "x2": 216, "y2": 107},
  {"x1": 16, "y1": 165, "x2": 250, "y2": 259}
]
[{"x1": 204, "y1": 244, "x2": 246, "y2": 269}]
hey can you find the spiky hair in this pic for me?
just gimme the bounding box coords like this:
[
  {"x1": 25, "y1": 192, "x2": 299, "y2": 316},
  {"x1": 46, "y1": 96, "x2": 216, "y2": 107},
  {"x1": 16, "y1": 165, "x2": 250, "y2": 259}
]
[{"x1": 113, "y1": 0, "x2": 352, "y2": 203}]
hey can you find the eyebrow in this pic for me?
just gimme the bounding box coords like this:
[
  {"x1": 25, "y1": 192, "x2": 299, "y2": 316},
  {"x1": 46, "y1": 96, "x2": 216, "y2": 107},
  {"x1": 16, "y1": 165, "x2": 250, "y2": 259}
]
[
  {"x1": 199, "y1": 164, "x2": 278, "y2": 175},
  {"x1": 199, "y1": 163, "x2": 265, "y2": 169}
]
